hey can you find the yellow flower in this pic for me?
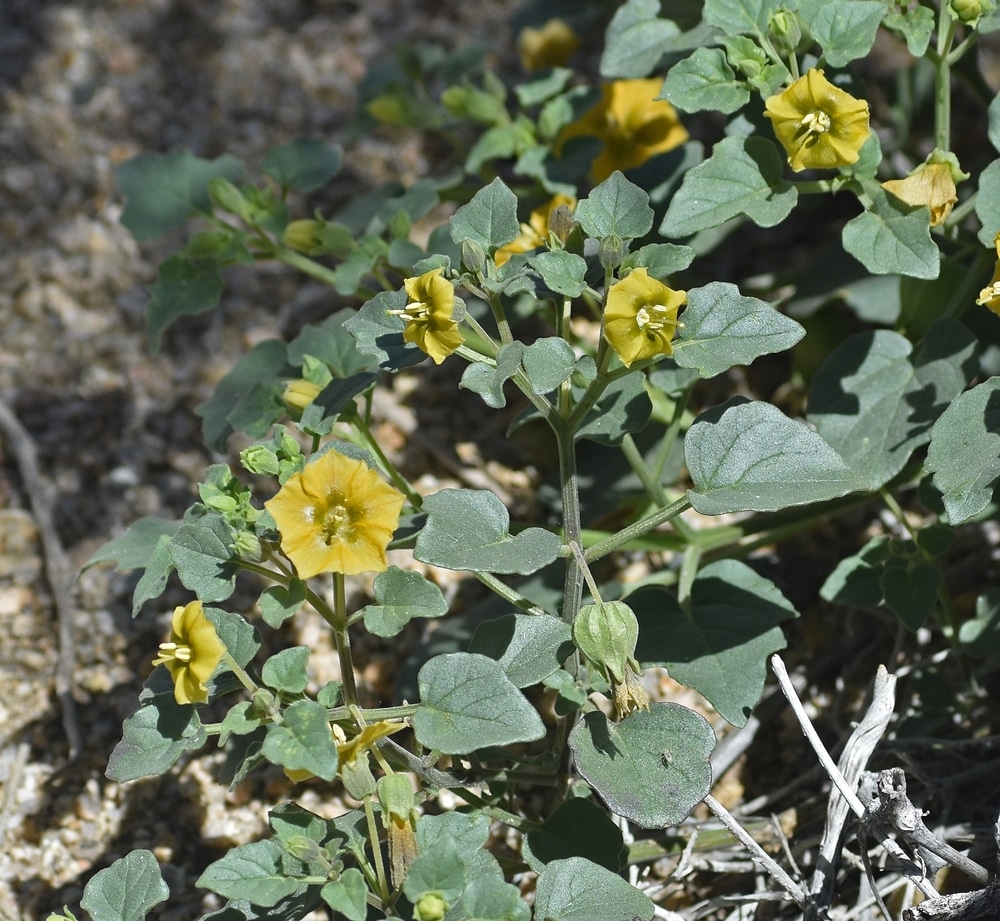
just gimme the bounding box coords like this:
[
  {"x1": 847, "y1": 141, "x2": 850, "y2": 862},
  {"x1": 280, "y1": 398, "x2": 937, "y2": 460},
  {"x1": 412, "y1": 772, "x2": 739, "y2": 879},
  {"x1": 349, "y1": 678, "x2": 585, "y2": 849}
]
[
  {"x1": 152, "y1": 601, "x2": 226, "y2": 705},
  {"x1": 495, "y1": 194, "x2": 576, "y2": 266},
  {"x1": 282, "y1": 379, "x2": 323, "y2": 414},
  {"x1": 977, "y1": 232, "x2": 1000, "y2": 316},
  {"x1": 603, "y1": 267, "x2": 686, "y2": 367},
  {"x1": 265, "y1": 449, "x2": 405, "y2": 578},
  {"x1": 518, "y1": 18, "x2": 581, "y2": 71},
  {"x1": 395, "y1": 268, "x2": 463, "y2": 364},
  {"x1": 337, "y1": 720, "x2": 405, "y2": 765},
  {"x1": 560, "y1": 79, "x2": 689, "y2": 182},
  {"x1": 764, "y1": 68, "x2": 870, "y2": 172},
  {"x1": 882, "y1": 152, "x2": 963, "y2": 227}
]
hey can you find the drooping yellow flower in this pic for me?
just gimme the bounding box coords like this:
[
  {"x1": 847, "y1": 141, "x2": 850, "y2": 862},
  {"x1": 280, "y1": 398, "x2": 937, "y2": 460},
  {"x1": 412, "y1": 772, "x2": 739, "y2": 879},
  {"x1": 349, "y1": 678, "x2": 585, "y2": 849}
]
[
  {"x1": 495, "y1": 194, "x2": 577, "y2": 266},
  {"x1": 560, "y1": 79, "x2": 689, "y2": 182},
  {"x1": 603, "y1": 267, "x2": 686, "y2": 367},
  {"x1": 265, "y1": 449, "x2": 405, "y2": 578},
  {"x1": 152, "y1": 600, "x2": 226, "y2": 705},
  {"x1": 394, "y1": 268, "x2": 463, "y2": 364},
  {"x1": 282, "y1": 379, "x2": 323, "y2": 414},
  {"x1": 764, "y1": 68, "x2": 870, "y2": 172},
  {"x1": 518, "y1": 18, "x2": 581, "y2": 71},
  {"x1": 977, "y1": 232, "x2": 1000, "y2": 316},
  {"x1": 882, "y1": 152, "x2": 964, "y2": 227},
  {"x1": 284, "y1": 719, "x2": 404, "y2": 784}
]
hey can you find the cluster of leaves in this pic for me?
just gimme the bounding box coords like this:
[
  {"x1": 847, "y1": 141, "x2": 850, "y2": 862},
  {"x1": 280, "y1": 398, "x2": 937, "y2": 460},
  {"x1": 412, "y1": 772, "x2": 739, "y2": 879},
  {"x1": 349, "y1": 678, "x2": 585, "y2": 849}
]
[{"x1": 61, "y1": 0, "x2": 1000, "y2": 918}]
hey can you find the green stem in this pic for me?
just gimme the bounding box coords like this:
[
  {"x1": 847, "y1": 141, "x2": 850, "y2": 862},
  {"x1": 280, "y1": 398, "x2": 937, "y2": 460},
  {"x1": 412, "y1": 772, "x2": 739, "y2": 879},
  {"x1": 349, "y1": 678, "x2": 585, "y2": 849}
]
[
  {"x1": 348, "y1": 410, "x2": 423, "y2": 508},
  {"x1": 330, "y1": 572, "x2": 361, "y2": 707},
  {"x1": 556, "y1": 417, "x2": 585, "y2": 631},
  {"x1": 935, "y1": 7, "x2": 958, "y2": 151},
  {"x1": 584, "y1": 496, "x2": 692, "y2": 563},
  {"x1": 363, "y1": 794, "x2": 391, "y2": 905},
  {"x1": 223, "y1": 652, "x2": 260, "y2": 696},
  {"x1": 473, "y1": 571, "x2": 549, "y2": 616},
  {"x1": 275, "y1": 245, "x2": 342, "y2": 289}
]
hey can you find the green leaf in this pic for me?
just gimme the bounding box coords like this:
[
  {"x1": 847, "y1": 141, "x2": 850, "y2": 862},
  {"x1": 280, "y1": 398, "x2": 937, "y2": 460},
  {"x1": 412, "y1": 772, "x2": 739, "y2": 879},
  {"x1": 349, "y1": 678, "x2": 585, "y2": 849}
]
[
  {"x1": 686, "y1": 399, "x2": 861, "y2": 514},
  {"x1": 841, "y1": 190, "x2": 939, "y2": 279},
  {"x1": 298, "y1": 373, "x2": 378, "y2": 437},
  {"x1": 413, "y1": 652, "x2": 546, "y2": 753},
  {"x1": 261, "y1": 137, "x2": 342, "y2": 193},
  {"x1": 601, "y1": 0, "x2": 680, "y2": 78},
  {"x1": 261, "y1": 699, "x2": 339, "y2": 781},
  {"x1": 959, "y1": 589, "x2": 1000, "y2": 657},
  {"x1": 883, "y1": 4, "x2": 933, "y2": 55},
  {"x1": 197, "y1": 840, "x2": 303, "y2": 908},
  {"x1": 416, "y1": 811, "x2": 491, "y2": 854},
  {"x1": 575, "y1": 172, "x2": 653, "y2": 240},
  {"x1": 535, "y1": 858, "x2": 654, "y2": 921},
  {"x1": 661, "y1": 48, "x2": 749, "y2": 114},
  {"x1": 621, "y1": 242, "x2": 696, "y2": 278},
  {"x1": 469, "y1": 613, "x2": 574, "y2": 688},
  {"x1": 168, "y1": 513, "x2": 239, "y2": 603},
  {"x1": 704, "y1": 0, "x2": 780, "y2": 35},
  {"x1": 361, "y1": 566, "x2": 449, "y2": 637},
  {"x1": 402, "y1": 837, "x2": 468, "y2": 903},
  {"x1": 881, "y1": 558, "x2": 940, "y2": 630},
  {"x1": 531, "y1": 251, "x2": 589, "y2": 297},
  {"x1": 261, "y1": 646, "x2": 310, "y2": 695},
  {"x1": 977, "y1": 159, "x2": 1000, "y2": 245},
  {"x1": 343, "y1": 289, "x2": 426, "y2": 372},
  {"x1": 807, "y1": 323, "x2": 978, "y2": 490},
  {"x1": 448, "y1": 874, "x2": 531, "y2": 921},
  {"x1": 132, "y1": 534, "x2": 176, "y2": 616},
  {"x1": 820, "y1": 536, "x2": 891, "y2": 606},
  {"x1": 577, "y1": 372, "x2": 652, "y2": 446},
  {"x1": 320, "y1": 868, "x2": 368, "y2": 921},
  {"x1": 522, "y1": 337, "x2": 578, "y2": 395},
  {"x1": 259, "y1": 580, "x2": 307, "y2": 629},
  {"x1": 287, "y1": 309, "x2": 373, "y2": 378},
  {"x1": 145, "y1": 254, "x2": 225, "y2": 353},
  {"x1": 116, "y1": 150, "x2": 245, "y2": 242},
  {"x1": 196, "y1": 339, "x2": 289, "y2": 451},
  {"x1": 84, "y1": 516, "x2": 181, "y2": 572},
  {"x1": 460, "y1": 343, "x2": 525, "y2": 409},
  {"x1": 450, "y1": 177, "x2": 519, "y2": 251},
  {"x1": 661, "y1": 137, "x2": 797, "y2": 237},
  {"x1": 205, "y1": 608, "x2": 261, "y2": 671},
  {"x1": 106, "y1": 693, "x2": 206, "y2": 782},
  {"x1": 79, "y1": 850, "x2": 169, "y2": 921},
  {"x1": 569, "y1": 703, "x2": 714, "y2": 828},
  {"x1": 925, "y1": 377, "x2": 1000, "y2": 523},
  {"x1": 218, "y1": 702, "x2": 263, "y2": 745},
  {"x1": 523, "y1": 798, "x2": 626, "y2": 874},
  {"x1": 673, "y1": 281, "x2": 805, "y2": 377},
  {"x1": 414, "y1": 489, "x2": 561, "y2": 575},
  {"x1": 799, "y1": 0, "x2": 885, "y2": 65},
  {"x1": 631, "y1": 561, "x2": 798, "y2": 726}
]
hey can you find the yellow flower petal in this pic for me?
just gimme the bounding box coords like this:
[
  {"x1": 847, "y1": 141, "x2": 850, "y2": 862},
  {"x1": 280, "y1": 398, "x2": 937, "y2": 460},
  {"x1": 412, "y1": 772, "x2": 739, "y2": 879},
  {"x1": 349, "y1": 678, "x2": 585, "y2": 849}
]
[
  {"x1": 764, "y1": 69, "x2": 870, "y2": 172},
  {"x1": 265, "y1": 449, "x2": 405, "y2": 578},
  {"x1": 977, "y1": 233, "x2": 1000, "y2": 316},
  {"x1": 495, "y1": 194, "x2": 576, "y2": 266},
  {"x1": 882, "y1": 160, "x2": 958, "y2": 227},
  {"x1": 397, "y1": 268, "x2": 463, "y2": 364},
  {"x1": 518, "y1": 18, "x2": 580, "y2": 71},
  {"x1": 151, "y1": 600, "x2": 226, "y2": 705},
  {"x1": 603, "y1": 267, "x2": 686, "y2": 367},
  {"x1": 560, "y1": 79, "x2": 688, "y2": 183}
]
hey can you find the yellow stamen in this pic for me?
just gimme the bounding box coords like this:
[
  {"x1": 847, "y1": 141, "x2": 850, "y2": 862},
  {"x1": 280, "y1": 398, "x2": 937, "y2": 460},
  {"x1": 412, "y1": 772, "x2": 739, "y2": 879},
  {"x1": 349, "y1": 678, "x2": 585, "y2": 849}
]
[
  {"x1": 799, "y1": 110, "x2": 831, "y2": 137},
  {"x1": 636, "y1": 304, "x2": 675, "y2": 332}
]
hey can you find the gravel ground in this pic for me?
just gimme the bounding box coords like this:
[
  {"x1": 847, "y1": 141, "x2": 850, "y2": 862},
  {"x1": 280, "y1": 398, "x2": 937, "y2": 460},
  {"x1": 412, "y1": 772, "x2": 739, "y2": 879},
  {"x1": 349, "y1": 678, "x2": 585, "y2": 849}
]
[{"x1": 0, "y1": 2, "x2": 523, "y2": 917}]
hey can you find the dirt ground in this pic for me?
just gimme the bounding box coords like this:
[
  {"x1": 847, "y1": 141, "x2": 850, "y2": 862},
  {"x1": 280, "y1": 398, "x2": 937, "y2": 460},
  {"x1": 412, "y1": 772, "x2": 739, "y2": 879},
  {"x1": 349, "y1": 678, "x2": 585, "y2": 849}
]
[{"x1": 1, "y1": 2, "x2": 999, "y2": 920}]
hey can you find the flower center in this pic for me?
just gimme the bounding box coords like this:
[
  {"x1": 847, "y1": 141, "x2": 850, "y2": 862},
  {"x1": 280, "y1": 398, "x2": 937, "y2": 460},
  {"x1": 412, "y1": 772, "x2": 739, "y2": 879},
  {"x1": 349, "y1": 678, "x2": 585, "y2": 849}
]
[
  {"x1": 156, "y1": 641, "x2": 192, "y2": 664},
  {"x1": 636, "y1": 303, "x2": 674, "y2": 333},
  {"x1": 799, "y1": 109, "x2": 831, "y2": 138},
  {"x1": 321, "y1": 502, "x2": 352, "y2": 543},
  {"x1": 982, "y1": 282, "x2": 1000, "y2": 301}
]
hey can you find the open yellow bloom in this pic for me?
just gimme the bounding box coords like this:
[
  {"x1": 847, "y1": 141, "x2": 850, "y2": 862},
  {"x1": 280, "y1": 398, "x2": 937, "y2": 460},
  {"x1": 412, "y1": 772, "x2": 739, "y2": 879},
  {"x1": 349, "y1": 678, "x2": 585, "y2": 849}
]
[
  {"x1": 265, "y1": 449, "x2": 405, "y2": 578},
  {"x1": 395, "y1": 268, "x2": 463, "y2": 364},
  {"x1": 560, "y1": 79, "x2": 689, "y2": 182},
  {"x1": 764, "y1": 69, "x2": 870, "y2": 172},
  {"x1": 495, "y1": 194, "x2": 576, "y2": 266},
  {"x1": 977, "y1": 232, "x2": 1000, "y2": 317},
  {"x1": 882, "y1": 153, "x2": 963, "y2": 227},
  {"x1": 604, "y1": 267, "x2": 686, "y2": 367},
  {"x1": 518, "y1": 18, "x2": 581, "y2": 71},
  {"x1": 152, "y1": 601, "x2": 226, "y2": 705}
]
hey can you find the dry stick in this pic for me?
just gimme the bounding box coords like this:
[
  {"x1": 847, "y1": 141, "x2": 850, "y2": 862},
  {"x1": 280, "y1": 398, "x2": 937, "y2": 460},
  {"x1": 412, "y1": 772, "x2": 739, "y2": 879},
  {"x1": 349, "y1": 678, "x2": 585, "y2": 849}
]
[
  {"x1": 807, "y1": 664, "x2": 898, "y2": 919},
  {"x1": 770, "y1": 654, "x2": 939, "y2": 901},
  {"x1": 0, "y1": 400, "x2": 81, "y2": 756}
]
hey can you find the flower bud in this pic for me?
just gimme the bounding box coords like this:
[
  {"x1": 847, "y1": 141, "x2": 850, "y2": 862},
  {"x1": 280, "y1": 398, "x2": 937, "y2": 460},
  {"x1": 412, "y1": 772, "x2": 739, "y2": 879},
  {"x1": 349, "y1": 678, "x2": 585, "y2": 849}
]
[
  {"x1": 598, "y1": 233, "x2": 627, "y2": 270},
  {"x1": 414, "y1": 893, "x2": 448, "y2": 921},
  {"x1": 768, "y1": 8, "x2": 802, "y2": 51},
  {"x1": 282, "y1": 379, "x2": 323, "y2": 415},
  {"x1": 573, "y1": 601, "x2": 640, "y2": 684},
  {"x1": 241, "y1": 444, "x2": 281, "y2": 477},
  {"x1": 282, "y1": 219, "x2": 324, "y2": 253},
  {"x1": 461, "y1": 238, "x2": 486, "y2": 275},
  {"x1": 208, "y1": 178, "x2": 252, "y2": 220},
  {"x1": 233, "y1": 530, "x2": 262, "y2": 561},
  {"x1": 951, "y1": 0, "x2": 984, "y2": 21}
]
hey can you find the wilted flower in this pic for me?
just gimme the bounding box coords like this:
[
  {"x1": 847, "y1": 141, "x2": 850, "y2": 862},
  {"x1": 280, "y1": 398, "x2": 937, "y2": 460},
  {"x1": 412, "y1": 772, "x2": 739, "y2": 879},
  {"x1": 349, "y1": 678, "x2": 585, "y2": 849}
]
[
  {"x1": 603, "y1": 267, "x2": 686, "y2": 367},
  {"x1": 882, "y1": 151, "x2": 964, "y2": 227},
  {"x1": 393, "y1": 268, "x2": 463, "y2": 364},
  {"x1": 265, "y1": 449, "x2": 405, "y2": 578},
  {"x1": 764, "y1": 68, "x2": 870, "y2": 172},
  {"x1": 560, "y1": 79, "x2": 689, "y2": 182},
  {"x1": 152, "y1": 601, "x2": 226, "y2": 705},
  {"x1": 977, "y1": 232, "x2": 1000, "y2": 316},
  {"x1": 495, "y1": 194, "x2": 577, "y2": 266},
  {"x1": 282, "y1": 379, "x2": 323, "y2": 414},
  {"x1": 518, "y1": 18, "x2": 581, "y2": 71}
]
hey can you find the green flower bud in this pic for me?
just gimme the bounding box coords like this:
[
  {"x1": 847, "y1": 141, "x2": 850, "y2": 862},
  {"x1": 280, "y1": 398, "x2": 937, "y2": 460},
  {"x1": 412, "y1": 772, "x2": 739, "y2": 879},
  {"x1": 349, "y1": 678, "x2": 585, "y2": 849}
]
[
  {"x1": 208, "y1": 177, "x2": 252, "y2": 220},
  {"x1": 233, "y1": 530, "x2": 262, "y2": 561},
  {"x1": 377, "y1": 773, "x2": 416, "y2": 822},
  {"x1": 340, "y1": 756, "x2": 377, "y2": 799},
  {"x1": 461, "y1": 238, "x2": 486, "y2": 274},
  {"x1": 282, "y1": 219, "x2": 324, "y2": 253},
  {"x1": 279, "y1": 433, "x2": 302, "y2": 459},
  {"x1": 241, "y1": 445, "x2": 281, "y2": 477},
  {"x1": 573, "y1": 601, "x2": 640, "y2": 684},
  {"x1": 598, "y1": 233, "x2": 626, "y2": 270},
  {"x1": 414, "y1": 893, "x2": 448, "y2": 921},
  {"x1": 286, "y1": 835, "x2": 323, "y2": 863},
  {"x1": 951, "y1": 0, "x2": 984, "y2": 21},
  {"x1": 768, "y1": 9, "x2": 801, "y2": 51}
]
